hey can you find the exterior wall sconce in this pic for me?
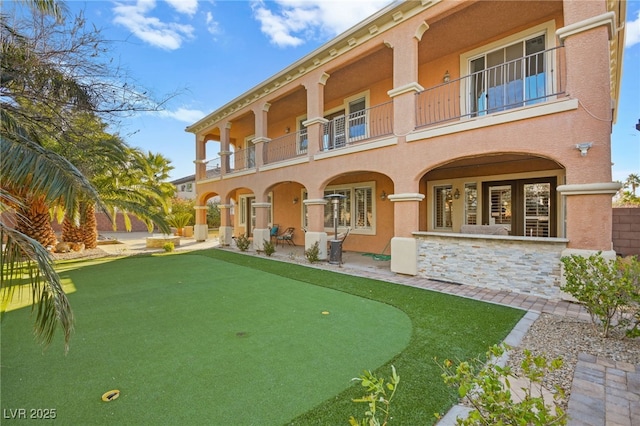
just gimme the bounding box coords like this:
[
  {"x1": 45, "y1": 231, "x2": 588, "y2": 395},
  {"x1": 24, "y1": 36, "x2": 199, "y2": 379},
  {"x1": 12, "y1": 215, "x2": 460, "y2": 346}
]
[
  {"x1": 285, "y1": 126, "x2": 290, "y2": 133},
  {"x1": 380, "y1": 190, "x2": 387, "y2": 201},
  {"x1": 293, "y1": 196, "x2": 299, "y2": 204},
  {"x1": 575, "y1": 142, "x2": 593, "y2": 157},
  {"x1": 443, "y1": 70, "x2": 450, "y2": 83},
  {"x1": 453, "y1": 188, "x2": 460, "y2": 199}
]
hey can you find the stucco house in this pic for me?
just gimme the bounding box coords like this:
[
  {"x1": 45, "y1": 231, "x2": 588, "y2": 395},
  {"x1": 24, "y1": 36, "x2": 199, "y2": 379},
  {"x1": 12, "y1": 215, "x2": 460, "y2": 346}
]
[
  {"x1": 186, "y1": 0, "x2": 625, "y2": 298},
  {"x1": 171, "y1": 175, "x2": 196, "y2": 200}
]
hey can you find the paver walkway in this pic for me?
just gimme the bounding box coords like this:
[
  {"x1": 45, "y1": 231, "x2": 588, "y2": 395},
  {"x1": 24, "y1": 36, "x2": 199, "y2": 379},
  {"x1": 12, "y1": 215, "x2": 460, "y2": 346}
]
[{"x1": 101, "y1": 234, "x2": 639, "y2": 425}]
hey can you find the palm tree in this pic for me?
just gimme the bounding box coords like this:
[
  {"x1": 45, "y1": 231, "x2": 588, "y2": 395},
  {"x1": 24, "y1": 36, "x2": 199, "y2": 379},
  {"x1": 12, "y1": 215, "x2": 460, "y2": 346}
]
[
  {"x1": 51, "y1": 113, "x2": 172, "y2": 247},
  {"x1": 625, "y1": 174, "x2": 640, "y2": 196}
]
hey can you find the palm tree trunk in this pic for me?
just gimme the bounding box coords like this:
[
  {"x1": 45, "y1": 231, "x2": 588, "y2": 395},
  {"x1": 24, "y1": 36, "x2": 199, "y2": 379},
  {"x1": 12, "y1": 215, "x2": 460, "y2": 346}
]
[
  {"x1": 81, "y1": 203, "x2": 98, "y2": 249},
  {"x1": 15, "y1": 195, "x2": 57, "y2": 247},
  {"x1": 62, "y1": 202, "x2": 98, "y2": 249}
]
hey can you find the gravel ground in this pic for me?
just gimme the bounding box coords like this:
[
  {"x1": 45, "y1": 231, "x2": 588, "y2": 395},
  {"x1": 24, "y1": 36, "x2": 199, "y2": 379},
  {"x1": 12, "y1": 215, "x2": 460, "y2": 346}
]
[
  {"x1": 50, "y1": 247, "x2": 114, "y2": 261},
  {"x1": 506, "y1": 313, "x2": 640, "y2": 411}
]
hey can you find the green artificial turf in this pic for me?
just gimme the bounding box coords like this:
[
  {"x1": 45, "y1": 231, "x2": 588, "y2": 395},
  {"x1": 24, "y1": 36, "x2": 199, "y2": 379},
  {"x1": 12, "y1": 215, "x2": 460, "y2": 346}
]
[{"x1": 1, "y1": 250, "x2": 525, "y2": 425}]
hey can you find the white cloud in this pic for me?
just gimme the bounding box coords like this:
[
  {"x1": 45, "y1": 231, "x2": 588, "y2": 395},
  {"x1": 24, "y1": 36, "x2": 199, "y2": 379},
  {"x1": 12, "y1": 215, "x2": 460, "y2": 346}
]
[
  {"x1": 251, "y1": 0, "x2": 392, "y2": 48},
  {"x1": 206, "y1": 11, "x2": 221, "y2": 35},
  {"x1": 165, "y1": 0, "x2": 198, "y2": 16},
  {"x1": 626, "y1": 10, "x2": 640, "y2": 48},
  {"x1": 156, "y1": 107, "x2": 206, "y2": 123},
  {"x1": 112, "y1": 0, "x2": 195, "y2": 50}
]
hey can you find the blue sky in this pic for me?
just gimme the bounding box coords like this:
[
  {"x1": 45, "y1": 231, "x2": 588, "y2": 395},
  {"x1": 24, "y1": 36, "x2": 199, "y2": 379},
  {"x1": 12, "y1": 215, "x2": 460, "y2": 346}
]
[{"x1": 65, "y1": 0, "x2": 640, "y2": 182}]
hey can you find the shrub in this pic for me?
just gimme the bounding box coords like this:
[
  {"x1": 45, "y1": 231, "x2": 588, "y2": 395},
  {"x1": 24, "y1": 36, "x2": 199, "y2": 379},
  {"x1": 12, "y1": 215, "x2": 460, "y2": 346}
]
[
  {"x1": 235, "y1": 234, "x2": 250, "y2": 252},
  {"x1": 162, "y1": 242, "x2": 174, "y2": 252},
  {"x1": 349, "y1": 366, "x2": 399, "y2": 426},
  {"x1": 263, "y1": 239, "x2": 275, "y2": 257},
  {"x1": 561, "y1": 253, "x2": 640, "y2": 337},
  {"x1": 304, "y1": 241, "x2": 320, "y2": 263},
  {"x1": 166, "y1": 212, "x2": 194, "y2": 231},
  {"x1": 438, "y1": 344, "x2": 566, "y2": 425}
]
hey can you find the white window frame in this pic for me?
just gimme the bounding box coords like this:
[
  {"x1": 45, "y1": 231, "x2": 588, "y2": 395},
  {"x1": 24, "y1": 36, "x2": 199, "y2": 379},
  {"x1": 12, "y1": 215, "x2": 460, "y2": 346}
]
[
  {"x1": 244, "y1": 135, "x2": 256, "y2": 169},
  {"x1": 301, "y1": 181, "x2": 376, "y2": 235},
  {"x1": 459, "y1": 20, "x2": 556, "y2": 117},
  {"x1": 322, "y1": 90, "x2": 370, "y2": 149},
  {"x1": 434, "y1": 185, "x2": 453, "y2": 230},
  {"x1": 296, "y1": 115, "x2": 308, "y2": 154}
]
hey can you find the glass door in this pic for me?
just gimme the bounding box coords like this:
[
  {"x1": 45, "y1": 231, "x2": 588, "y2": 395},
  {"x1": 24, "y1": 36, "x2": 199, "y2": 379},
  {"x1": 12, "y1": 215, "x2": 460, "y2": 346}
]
[{"x1": 489, "y1": 185, "x2": 512, "y2": 232}]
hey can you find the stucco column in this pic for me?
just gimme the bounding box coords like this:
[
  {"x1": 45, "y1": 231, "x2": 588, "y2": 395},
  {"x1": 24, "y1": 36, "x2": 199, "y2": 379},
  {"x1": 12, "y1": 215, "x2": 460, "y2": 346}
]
[
  {"x1": 389, "y1": 193, "x2": 425, "y2": 275},
  {"x1": 385, "y1": 24, "x2": 425, "y2": 136},
  {"x1": 193, "y1": 205, "x2": 208, "y2": 241},
  {"x1": 252, "y1": 202, "x2": 271, "y2": 251},
  {"x1": 220, "y1": 122, "x2": 231, "y2": 175},
  {"x1": 303, "y1": 73, "x2": 329, "y2": 156},
  {"x1": 218, "y1": 203, "x2": 233, "y2": 246},
  {"x1": 556, "y1": 5, "x2": 619, "y2": 254},
  {"x1": 253, "y1": 103, "x2": 270, "y2": 168},
  {"x1": 558, "y1": 183, "x2": 621, "y2": 256},
  {"x1": 195, "y1": 135, "x2": 207, "y2": 180},
  {"x1": 303, "y1": 197, "x2": 328, "y2": 260}
]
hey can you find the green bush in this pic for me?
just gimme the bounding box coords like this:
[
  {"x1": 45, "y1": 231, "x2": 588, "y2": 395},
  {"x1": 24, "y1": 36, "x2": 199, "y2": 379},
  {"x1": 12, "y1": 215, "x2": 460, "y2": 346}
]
[
  {"x1": 561, "y1": 253, "x2": 640, "y2": 337},
  {"x1": 263, "y1": 239, "x2": 275, "y2": 257},
  {"x1": 235, "y1": 234, "x2": 251, "y2": 252},
  {"x1": 438, "y1": 344, "x2": 566, "y2": 425},
  {"x1": 349, "y1": 366, "x2": 399, "y2": 426},
  {"x1": 162, "y1": 242, "x2": 174, "y2": 252},
  {"x1": 166, "y1": 212, "x2": 193, "y2": 230},
  {"x1": 304, "y1": 241, "x2": 320, "y2": 263}
]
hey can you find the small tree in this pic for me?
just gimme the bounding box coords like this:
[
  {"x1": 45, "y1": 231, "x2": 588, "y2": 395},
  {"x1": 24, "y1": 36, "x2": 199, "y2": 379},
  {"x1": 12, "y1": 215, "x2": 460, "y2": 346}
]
[
  {"x1": 438, "y1": 344, "x2": 566, "y2": 425},
  {"x1": 207, "y1": 201, "x2": 221, "y2": 228},
  {"x1": 349, "y1": 366, "x2": 400, "y2": 426},
  {"x1": 561, "y1": 253, "x2": 640, "y2": 337}
]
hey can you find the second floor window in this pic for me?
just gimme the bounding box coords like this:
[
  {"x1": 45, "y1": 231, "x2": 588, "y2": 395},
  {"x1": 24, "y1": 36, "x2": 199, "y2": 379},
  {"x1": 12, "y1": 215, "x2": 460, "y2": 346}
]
[{"x1": 470, "y1": 34, "x2": 546, "y2": 115}]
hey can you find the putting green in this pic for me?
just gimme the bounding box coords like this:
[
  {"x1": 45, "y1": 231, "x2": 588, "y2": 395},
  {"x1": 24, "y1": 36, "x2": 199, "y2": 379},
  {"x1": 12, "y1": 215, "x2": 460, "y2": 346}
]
[{"x1": 1, "y1": 255, "x2": 411, "y2": 425}]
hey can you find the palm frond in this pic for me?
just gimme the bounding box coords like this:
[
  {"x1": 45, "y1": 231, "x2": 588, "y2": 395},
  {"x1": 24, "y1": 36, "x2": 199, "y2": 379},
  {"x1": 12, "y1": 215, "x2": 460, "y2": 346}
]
[
  {"x1": 0, "y1": 133, "x2": 101, "y2": 215},
  {"x1": 0, "y1": 222, "x2": 73, "y2": 352}
]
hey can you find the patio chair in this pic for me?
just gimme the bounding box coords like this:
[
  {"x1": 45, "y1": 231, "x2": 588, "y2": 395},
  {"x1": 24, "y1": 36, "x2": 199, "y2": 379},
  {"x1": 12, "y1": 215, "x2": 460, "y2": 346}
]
[
  {"x1": 269, "y1": 224, "x2": 280, "y2": 243},
  {"x1": 276, "y1": 227, "x2": 296, "y2": 246}
]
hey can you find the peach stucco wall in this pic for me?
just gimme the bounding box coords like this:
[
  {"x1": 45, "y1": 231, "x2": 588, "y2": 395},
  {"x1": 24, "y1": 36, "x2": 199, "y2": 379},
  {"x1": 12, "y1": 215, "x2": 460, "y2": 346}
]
[{"x1": 190, "y1": 0, "x2": 621, "y2": 258}]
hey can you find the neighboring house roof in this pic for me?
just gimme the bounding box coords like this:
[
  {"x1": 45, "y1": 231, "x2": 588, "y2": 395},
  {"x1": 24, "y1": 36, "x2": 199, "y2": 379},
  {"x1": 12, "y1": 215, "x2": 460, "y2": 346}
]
[{"x1": 170, "y1": 175, "x2": 195, "y2": 185}]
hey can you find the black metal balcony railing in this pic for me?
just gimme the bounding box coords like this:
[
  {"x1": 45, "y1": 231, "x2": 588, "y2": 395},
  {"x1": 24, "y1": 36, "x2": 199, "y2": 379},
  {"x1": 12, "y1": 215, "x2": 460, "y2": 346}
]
[
  {"x1": 205, "y1": 157, "x2": 222, "y2": 178},
  {"x1": 263, "y1": 129, "x2": 308, "y2": 165},
  {"x1": 415, "y1": 46, "x2": 565, "y2": 128},
  {"x1": 229, "y1": 147, "x2": 255, "y2": 172},
  {"x1": 322, "y1": 101, "x2": 393, "y2": 151}
]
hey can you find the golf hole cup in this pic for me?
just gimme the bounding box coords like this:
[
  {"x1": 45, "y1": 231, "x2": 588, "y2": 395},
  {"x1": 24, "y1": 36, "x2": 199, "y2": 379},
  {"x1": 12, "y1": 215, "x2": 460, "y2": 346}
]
[{"x1": 101, "y1": 390, "x2": 120, "y2": 402}]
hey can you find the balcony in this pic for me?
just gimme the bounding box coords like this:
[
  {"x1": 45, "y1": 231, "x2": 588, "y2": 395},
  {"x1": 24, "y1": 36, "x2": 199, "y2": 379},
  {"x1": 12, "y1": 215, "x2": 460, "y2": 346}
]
[
  {"x1": 321, "y1": 101, "x2": 394, "y2": 152},
  {"x1": 263, "y1": 129, "x2": 308, "y2": 165},
  {"x1": 415, "y1": 46, "x2": 565, "y2": 128}
]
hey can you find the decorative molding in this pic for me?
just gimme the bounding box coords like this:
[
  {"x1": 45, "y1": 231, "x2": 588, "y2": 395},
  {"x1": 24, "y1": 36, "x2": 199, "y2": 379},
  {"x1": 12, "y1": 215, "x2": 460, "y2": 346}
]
[
  {"x1": 303, "y1": 199, "x2": 329, "y2": 206},
  {"x1": 389, "y1": 193, "x2": 425, "y2": 202},
  {"x1": 387, "y1": 82, "x2": 424, "y2": 98},
  {"x1": 252, "y1": 136, "x2": 271, "y2": 144},
  {"x1": 302, "y1": 117, "x2": 329, "y2": 127},
  {"x1": 556, "y1": 11, "x2": 616, "y2": 44},
  {"x1": 252, "y1": 202, "x2": 272, "y2": 208},
  {"x1": 319, "y1": 72, "x2": 331, "y2": 85},
  {"x1": 557, "y1": 182, "x2": 621, "y2": 195},
  {"x1": 415, "y1": 22, "x2": 429, "y2": 41}
]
